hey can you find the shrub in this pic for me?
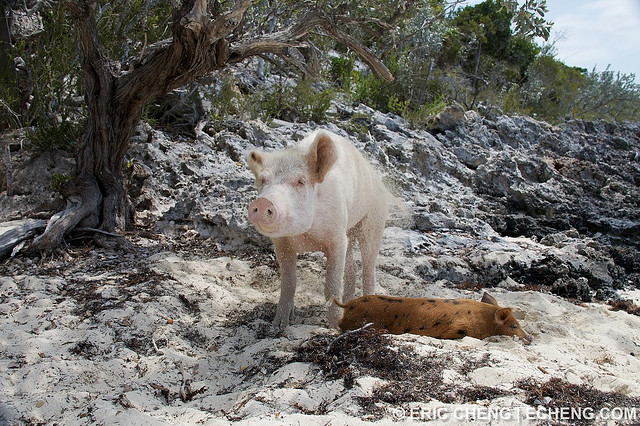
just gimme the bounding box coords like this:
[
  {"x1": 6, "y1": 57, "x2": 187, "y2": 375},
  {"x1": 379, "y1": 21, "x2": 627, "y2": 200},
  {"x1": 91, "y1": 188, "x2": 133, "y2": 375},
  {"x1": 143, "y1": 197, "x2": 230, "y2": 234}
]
[
  {"x1": 251, "y1": 79, "x2": 335, "y2": 123},
  {"x1": 51, "y1": 172, "x2": 71, "y2": 193},
  {"x1": 210, "y1": 74, "x2": 246, "y2": 119},
  {"x1": 406, "y1": 96, "x2": 447, "y2": 128},
  {"x1": 352, "y1": 70, "x2": 391, "y2": 112},
  {"x1": 329, "y1": 56, "x2": 355, "y2": 91},
  {"x1": 26, "y1": 120, "x2": 84, "y2": 153},
  {"x1": 387, "y1": 95, "x2": 410, "y2": 116}
]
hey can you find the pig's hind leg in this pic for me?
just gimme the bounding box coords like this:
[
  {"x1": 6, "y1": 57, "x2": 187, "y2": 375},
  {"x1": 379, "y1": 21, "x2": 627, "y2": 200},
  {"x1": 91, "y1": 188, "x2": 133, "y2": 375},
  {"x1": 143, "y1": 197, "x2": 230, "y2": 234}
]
[
  {"x1": 325, "y1": 234, "x2": 349, "y2": 328},
  {"x1": 358, "y1": 208, "x2": 387, "y2": 295},
  {"x1": 343, "y1": 229, "x2": 358, "y2": 303}
]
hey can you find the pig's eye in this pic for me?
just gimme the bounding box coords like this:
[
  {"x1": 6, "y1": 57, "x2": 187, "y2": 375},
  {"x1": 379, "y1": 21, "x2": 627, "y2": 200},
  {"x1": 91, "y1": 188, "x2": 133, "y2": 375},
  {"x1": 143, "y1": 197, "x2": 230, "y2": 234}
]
[
  {"x1": 511, "y1": 324, "x2": 519, "y2": 329},
  {"x1": 295, "y1": 178, "x2": 306, "y2": 187}
]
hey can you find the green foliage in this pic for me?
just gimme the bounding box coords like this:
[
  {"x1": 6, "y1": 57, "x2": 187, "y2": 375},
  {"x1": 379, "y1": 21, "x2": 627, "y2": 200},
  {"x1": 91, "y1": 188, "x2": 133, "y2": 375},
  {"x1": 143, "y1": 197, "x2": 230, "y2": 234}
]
[
  {"x1": 4, "y1": 0, "x2": 637, "y2": 144},
  {"x1": 438, "y1": 0, "x2": 540, "y2": 108},
  {"x1": 8, "y1": 3, "x2": 83, "y2": 131},
  {"x1": 388, "y1": 2, "x2": 448, "y2": 111},
  {"x1": 51, "y1": 172, "x2": 71, "y2": 193},
  {"x1": 351, "y1": 55, "x2": 402, "y2": 113},
  {"x1": 329, "y1": 56, "x2": 355, "y2": 91},
  {"x1": 504, "y1": 56, "x2": 640, "y2": 122},
  {"x1": 387, "y1": 95, "x2": 410, "y2": 116},
  {"x1": 573, "y1": 67, "x2": 640, "y2": 122},
  {"x1": 406, "y1": 96, "x2": 447, "y2": 128},
  {"x1": 26, "y1": 120, "x2": 84, "y2": 153},
  {"x1": 95, "y1": 0, "x2": 172, "y2": 62},
  {"x1": 452, "y1": 0, "x2": 513, "y2": 61},
  {"x1": 352, "y1": 71, "x2": 391, "y2": 112},
  {"x1": 499, "y1": 0, "x2": 552, "y2": 40},
  {"x1": 0, "y1": 69, "x2": 21, "y2": 129},
  {"x1": 520, "y1": 55, "x2": 587, "y2": 121},
  {"x1": 209, "y1": 73, "x2": 247, "y2": 120},
  {"x1": 2, "y1": 0, "x2": 170, "y2": 133},
  {"x1": 336, "y1": 0, "x2": 572, "y2": 125},
  {"x1": 252, "y1": 79, "x2": 335, "y2": 123},
  {"x1": 505, "y1": 36, "x2": 541, "y2": 80}
]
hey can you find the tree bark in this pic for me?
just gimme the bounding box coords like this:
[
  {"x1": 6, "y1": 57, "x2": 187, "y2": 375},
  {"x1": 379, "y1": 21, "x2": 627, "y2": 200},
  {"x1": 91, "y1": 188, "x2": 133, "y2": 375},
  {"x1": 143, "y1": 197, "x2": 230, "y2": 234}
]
[
  {"x1": 26, "y1": 0, "x2": 393, "y2": 254},
  {"x1": 0, "y1": 219, "x2": 47, "y2": 257},
  {"x1": 0, "y1": 2, "x2": 11, "y2": 73}
]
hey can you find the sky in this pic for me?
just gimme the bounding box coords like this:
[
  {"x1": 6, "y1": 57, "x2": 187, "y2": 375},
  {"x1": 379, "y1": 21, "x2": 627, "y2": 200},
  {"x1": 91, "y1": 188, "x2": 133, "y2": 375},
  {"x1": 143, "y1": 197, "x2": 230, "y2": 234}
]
[
  {"x1": 462, "y1": 0, "x2": 640, "y2": 80},
  {"x1": 537, "y1": 0, "x2": 640, "y2": 78}
]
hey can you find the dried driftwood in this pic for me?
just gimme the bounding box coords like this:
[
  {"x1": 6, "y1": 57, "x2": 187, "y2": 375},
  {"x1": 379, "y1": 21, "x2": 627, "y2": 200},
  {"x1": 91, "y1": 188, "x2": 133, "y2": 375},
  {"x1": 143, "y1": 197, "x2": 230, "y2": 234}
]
[{"x1": 0, "y1": 219, "x2": 47, "y2": 257}]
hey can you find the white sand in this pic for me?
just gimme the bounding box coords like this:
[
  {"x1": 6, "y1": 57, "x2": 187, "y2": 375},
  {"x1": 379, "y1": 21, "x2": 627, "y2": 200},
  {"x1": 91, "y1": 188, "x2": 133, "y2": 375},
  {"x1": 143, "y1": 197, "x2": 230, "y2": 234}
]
[{"x1": 1, "y1": 227, "x2": 640, "y2": 425}]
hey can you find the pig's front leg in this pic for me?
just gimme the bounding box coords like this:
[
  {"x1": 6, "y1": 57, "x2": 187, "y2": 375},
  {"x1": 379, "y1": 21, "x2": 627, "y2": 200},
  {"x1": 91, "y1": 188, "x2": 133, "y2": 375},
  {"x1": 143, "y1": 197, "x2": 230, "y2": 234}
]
[
  {"x1": 325, "y1": 235, "x2": 348, "y2": 328},
  {"x1": 273, "y1": 238, "x2": 297, "y2": 329}
]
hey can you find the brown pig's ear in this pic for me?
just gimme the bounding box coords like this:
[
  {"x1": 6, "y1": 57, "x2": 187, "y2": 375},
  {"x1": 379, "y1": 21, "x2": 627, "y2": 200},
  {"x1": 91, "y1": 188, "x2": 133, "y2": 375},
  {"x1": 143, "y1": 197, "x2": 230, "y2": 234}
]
[
  {"x1": 494, "y1": 308, "x2": 512, "y2": 325},
  {"x1": 308, "y1": 132, "x2": 337, "y2": 184},
  {"x1": 247, "y1": 151, "x2": 264, "y2": 175},
  {"x1": 481, "y1": 292, "x2": 499, "y2": 306}
]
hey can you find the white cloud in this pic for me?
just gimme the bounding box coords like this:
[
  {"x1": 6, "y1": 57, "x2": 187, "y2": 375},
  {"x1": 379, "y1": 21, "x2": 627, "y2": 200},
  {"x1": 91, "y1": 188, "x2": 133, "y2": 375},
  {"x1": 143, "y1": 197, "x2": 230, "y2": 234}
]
[
  {"x1": 458, "y1": 0, "x2": 640, "y2": 79},
  {"x1": 546, "y1": 0, "x2": 640, "y2": 76}
]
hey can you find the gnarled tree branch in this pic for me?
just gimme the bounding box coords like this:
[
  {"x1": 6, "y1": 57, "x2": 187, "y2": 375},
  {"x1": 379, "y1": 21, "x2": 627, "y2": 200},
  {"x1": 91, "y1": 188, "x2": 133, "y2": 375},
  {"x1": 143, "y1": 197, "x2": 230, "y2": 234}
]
[
  {"x1": 23, "y1": 0, "x2": 396, "y2": 255},
  {"x1": 230, "y1": 10, "x2": 393, "y2": 81}
]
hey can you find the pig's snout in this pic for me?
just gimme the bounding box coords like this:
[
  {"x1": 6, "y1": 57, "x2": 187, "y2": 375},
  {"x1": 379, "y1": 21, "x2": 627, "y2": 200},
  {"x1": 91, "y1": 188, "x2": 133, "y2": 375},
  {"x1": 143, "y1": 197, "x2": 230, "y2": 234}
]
[{"x1": 249, "y1": 197, "x2": 280, "y2": 228}]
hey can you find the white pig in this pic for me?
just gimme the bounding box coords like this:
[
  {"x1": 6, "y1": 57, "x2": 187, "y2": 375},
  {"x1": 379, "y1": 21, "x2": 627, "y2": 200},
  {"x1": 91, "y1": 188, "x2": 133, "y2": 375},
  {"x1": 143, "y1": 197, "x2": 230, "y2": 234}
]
[{"x1": 247, "y1": 129, "x2": 392, "y2": 329}]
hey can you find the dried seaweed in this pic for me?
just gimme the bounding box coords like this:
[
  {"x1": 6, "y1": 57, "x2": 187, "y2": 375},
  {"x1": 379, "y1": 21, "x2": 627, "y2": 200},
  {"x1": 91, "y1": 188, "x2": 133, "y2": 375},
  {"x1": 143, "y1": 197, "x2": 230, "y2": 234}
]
[
  {"x1": 517, "y1": 377, "x2": 640, "y2": 425},
  {"x1": 294, "y1": 327, "x2": 507, "y2": 420},
  {"x1": 608, "y1": 299, "x2": 640, "y2": 317}
]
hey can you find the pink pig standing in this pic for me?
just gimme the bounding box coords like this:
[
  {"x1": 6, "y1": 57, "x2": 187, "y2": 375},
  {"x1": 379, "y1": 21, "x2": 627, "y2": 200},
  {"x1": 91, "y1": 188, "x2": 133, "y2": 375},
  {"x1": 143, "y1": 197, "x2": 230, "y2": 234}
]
[{"x1": 247, "y1": 129, "x2": 392, "y2": 329}]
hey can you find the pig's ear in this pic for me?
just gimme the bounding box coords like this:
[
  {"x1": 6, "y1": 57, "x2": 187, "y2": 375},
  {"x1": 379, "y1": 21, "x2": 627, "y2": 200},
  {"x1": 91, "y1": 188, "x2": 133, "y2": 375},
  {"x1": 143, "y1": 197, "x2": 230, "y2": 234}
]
[
  {"x1": 247, "y1": 151, "x2": 264, "y2": 175},
  {"x1": 308, "y1": 133, "x2": 337, "y2": 184},
  {"x1": 494, "y1": 308, "x2": 512, "y2": 325},
  {"x1": 481, "y1": 292, "x2": 499, "y2": 306}
]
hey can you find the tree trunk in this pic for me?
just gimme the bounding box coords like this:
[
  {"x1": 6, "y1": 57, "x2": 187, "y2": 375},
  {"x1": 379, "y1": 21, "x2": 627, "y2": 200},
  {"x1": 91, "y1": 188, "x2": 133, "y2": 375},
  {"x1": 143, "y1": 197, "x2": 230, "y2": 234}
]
[
  {"x1": 468, "y1": 42, "x2": 482, "y2": 110},
  {"x1": 0, "y1": 2, "x2": 11, "y2": 73},
  {"x1": 0, "y1": 219, "x2": 47, "y2": 257},
  {"x1": 26, "y1": 0, "x2": 393, "y2": 254},
  {"x1": 29, "y1": 0, "x2": 140, "y2": 252},
  {"x1": 29, "y1": 76, "x2": 145, "y2": 252}
]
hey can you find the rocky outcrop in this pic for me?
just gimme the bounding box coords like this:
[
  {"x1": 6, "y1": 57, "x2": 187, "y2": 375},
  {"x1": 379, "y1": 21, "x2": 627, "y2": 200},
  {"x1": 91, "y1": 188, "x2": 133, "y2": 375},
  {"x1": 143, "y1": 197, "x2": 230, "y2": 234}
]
[
  {"x1": 0, "y1": 130, "x2": 72, "y2": 222},
  {"x1": 2, "y1": 101, "x2": 639, "y2": 301}
]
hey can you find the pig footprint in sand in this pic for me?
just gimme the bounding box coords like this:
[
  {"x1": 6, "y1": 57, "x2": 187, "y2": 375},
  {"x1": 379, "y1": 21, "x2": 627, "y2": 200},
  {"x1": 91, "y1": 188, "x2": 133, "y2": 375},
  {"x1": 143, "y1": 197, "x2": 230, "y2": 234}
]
[{"x1": 247, "y1": 129, "x2": 393, "y2": 329}]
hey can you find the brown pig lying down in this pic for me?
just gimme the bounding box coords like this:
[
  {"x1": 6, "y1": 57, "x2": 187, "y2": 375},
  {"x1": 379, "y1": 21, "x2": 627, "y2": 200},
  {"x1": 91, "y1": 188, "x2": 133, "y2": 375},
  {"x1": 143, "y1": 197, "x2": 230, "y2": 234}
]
[{"x1": 335, "y1": 293, "x2": 532, "y2": 344}]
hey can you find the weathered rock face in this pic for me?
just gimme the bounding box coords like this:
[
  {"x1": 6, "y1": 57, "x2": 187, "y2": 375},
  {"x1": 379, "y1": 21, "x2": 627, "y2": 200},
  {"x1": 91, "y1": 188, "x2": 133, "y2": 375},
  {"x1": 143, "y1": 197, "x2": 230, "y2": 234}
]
[
  {"x1": 2, "y1": 99, "x2": 639, "y2": 301},
  {"x1": 125, "y1": 121, "x2": 270, "y2": 253},
  {"x1": 454, "y1": 116, "x2": 640, "y2": 245},
  {"x1": 120, "y1": 105, "x2": 640, "y2": 301},
  {"x1": 0, "y1": 130, "x2": 72, "y2": 222}
]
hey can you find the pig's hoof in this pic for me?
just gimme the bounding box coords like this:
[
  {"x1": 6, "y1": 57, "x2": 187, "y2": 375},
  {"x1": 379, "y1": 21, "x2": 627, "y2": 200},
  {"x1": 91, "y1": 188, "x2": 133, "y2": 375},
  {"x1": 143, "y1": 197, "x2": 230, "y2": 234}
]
[
  {"x1": 272, "y1": 316, "x2": 289, "y2": 330},
  {"x1": 272, "y1": 307, "x2": 295, "y2": 330},
  {"x1": 327, "y1": 304, "x2": 341, "y2": 329}
]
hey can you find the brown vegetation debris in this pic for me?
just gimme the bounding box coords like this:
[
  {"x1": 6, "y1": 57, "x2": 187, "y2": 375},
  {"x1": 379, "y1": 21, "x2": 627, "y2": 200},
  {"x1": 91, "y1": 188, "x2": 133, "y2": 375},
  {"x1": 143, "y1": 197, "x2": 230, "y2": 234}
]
[
  {"x1": 517, "y1": 377, "x2": 640, "y2": 425},
  {"x1": 608, "y1": 299, "x2": 640, "y2": 316},
  {"x1": 294, "y1": 328, "x2": 507, "y2": 420}
]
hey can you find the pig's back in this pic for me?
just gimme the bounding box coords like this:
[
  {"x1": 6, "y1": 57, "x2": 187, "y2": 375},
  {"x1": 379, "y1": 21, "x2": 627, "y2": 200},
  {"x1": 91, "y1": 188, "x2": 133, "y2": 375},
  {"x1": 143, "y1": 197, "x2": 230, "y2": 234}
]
[
  {"x1": 305, "y1": 130, "x2": 390, "y2": 227},
  {"x1": 340, "y1": 296, "x2": 497, "y2": 340}
]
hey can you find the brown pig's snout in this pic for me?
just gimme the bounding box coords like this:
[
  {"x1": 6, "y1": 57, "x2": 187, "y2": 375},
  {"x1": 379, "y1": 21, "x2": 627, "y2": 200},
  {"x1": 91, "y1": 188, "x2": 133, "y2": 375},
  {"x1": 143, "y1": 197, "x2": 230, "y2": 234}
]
[{"x1": 248, "y1": 197, "x2": 280, "y2": 226}]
